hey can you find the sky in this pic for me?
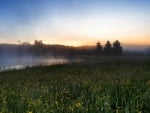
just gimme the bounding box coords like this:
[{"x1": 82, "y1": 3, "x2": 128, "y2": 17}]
[{"x1": 0, "y1": 0, "x2": 150, "y2": 46}]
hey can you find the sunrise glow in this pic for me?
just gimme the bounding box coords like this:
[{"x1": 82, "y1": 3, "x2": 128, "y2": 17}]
[{"x1": 0, "y1": 0, "x2": 150, "y2": 46}]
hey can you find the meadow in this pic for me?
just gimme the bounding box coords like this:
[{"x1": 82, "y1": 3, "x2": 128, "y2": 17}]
[{"x1": 0, "y1": 57, "x2": 150, "y2": 113}]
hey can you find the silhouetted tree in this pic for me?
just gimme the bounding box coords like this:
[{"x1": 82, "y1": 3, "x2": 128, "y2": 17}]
[
  {"x1": 22, "y1": 42, "x2": 30, "y2": 45},
  {"x1": 96, "y1": 41, "x2": 103, "y2": 55},
  {"x1": 104, "y1": 41, "x2": 112, "y2": 55},
  {"x1": 113, "y1": 40, "x2": 123, "y2": 56},
  {"x1": 34, "y1": 40, "x2": 43, "y2": 46}
]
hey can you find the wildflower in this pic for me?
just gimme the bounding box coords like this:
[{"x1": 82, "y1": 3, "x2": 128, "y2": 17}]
[
  {"x1": 68, "y1": 105, "x2": 74, "y2": 111},
  {"x1": 28, "y1": 112, "x2": 32, "y2": 113},
  {"x1": 135, "y1": 110, "x2": 142, "y2": 113},
  {"x1": 137, "y1": 111, "x2": 142, "y2": 113},
  {"x1": 146, "y1": 80, "x2": 150, "y2": 86},
  {"x1": 53, "y1": 101, "x2": 59, "y2": 106},
  {"x1": 74, "y1": 102, "x2": 82, "y2": 108},
  {"x1": 55, "y1": 101, "x2": 58, "y2": 105},
  {"x1": 116, "y1": 109, "x2": 119, "y2": 113},
  {"x1": 126, "y1": 80, "x2": 131, "y2": 85}
]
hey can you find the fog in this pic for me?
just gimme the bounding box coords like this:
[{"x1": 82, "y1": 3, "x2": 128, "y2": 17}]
[
  {"x1": 0, "y1": 56, "x2": 70, "y2": 71},
  {"x1": 0, "y1": 43, "x2": 80, "y2": 71},
  {"x1": 0, "y1": 43, "x2": 149, "y2": 71},
  {"x1": 123, "y1": 45, "x2": 150, "y2": 56}
]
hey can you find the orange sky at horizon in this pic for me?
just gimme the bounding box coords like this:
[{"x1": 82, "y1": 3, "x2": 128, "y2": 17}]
[
  {"x1": 40, "y1": 33, "x2": 150, "y2": 46},
  {"x1": 0, "y1": 0, "x2": 150, "y2": 47},
  {"x1": 0, "y1": 34, "x2": 149, "y2": 47}
]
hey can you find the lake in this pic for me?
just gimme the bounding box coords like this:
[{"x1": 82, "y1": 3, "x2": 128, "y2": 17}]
[{"x1": 0, "y1": 56, "x2": 81, "y2": 71}]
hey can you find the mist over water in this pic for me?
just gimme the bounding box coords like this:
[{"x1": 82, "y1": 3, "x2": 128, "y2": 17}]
[
  {"x1": 0, "y1": 56, "x2": 72, "y2": 71},
  {"x1": 0, "y1": 42, "x2": 149, "y2": 71}
]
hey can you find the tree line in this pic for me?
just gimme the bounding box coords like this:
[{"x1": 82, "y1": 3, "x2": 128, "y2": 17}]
[
  {"x1": 0, "y1": 40, "x2": 123, "y2": 57},
  {"x1": 96, "y1": 40, "x2": 123, "y2": 56}
]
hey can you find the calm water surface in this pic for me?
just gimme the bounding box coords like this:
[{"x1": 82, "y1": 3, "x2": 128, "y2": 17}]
[{"x1": 0, "y1": 56, "x2": 80, "y2": 71}]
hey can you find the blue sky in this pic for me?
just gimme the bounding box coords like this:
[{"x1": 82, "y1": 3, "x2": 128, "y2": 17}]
[{"x1": 0, "y1": 0, "x2": 150, "y2": 46}]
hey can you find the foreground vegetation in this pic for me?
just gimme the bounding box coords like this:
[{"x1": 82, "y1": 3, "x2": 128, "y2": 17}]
[{"x1": 0, "y1": 57, "x2": 150, "y2": 113}]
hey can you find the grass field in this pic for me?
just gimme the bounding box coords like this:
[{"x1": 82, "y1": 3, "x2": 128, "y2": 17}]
[{"x1": 0, "y1": 57, "x2": 150, "y2": 113}]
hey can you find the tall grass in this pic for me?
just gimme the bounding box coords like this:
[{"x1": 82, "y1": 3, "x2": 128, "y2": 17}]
[{"x1": 0, "y1": 58, "x2": 150, "y2": 113}]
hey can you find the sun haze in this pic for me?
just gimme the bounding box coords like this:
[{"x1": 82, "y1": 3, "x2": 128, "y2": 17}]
[{"x1": 0, "y1": 0, "x2": 150, "y2": 46}]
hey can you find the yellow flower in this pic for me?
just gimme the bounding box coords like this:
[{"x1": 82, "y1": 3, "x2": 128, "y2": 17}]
[
  {"x1": 28, "y1": 112, "x2": 32, "y2": 113},
  {"x1": 68, "y1": 105, "x2": 74, "y2": 111},
  {"x1": 116, "y1": 109, "x2": 119, "y2": 113},
  {"x1": 146, "y1": 80, "x2": 150, "y2": 85},
  {"x1": 55, "y1": 101, "x2": 58, "y2": 105},
  {"x1": 137, "y1": 111, "x2": 142, "y2": 113},
  {"x1": 74, "y1": 102, "x2": 82, "y2": 108}
]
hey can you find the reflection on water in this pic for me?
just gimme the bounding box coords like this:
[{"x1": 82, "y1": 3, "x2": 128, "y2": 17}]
[{"x1": 0, "y1": 56, "x2": 79, "y2": 71}]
